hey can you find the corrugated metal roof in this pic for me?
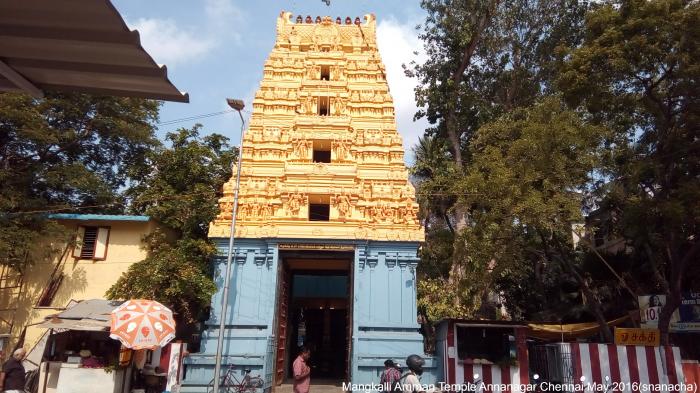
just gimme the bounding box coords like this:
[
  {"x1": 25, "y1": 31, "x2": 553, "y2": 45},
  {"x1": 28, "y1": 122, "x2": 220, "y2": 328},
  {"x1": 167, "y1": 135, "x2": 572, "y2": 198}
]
[
  {"x1": 0, "y1": 0, "x2": 189, "y2": 102},
  {"x1": 48, "y1": 214, "x2": 150, "y2": 222},
  {"x1": 56, "y1": 299, "x2": 123, "y2": 321},
  {"x1": 37, "y1": 299, "x2": 123, "y2": 332},
  {"x1": 37, "y1": 318, "x2": 110, "y2": 332}
]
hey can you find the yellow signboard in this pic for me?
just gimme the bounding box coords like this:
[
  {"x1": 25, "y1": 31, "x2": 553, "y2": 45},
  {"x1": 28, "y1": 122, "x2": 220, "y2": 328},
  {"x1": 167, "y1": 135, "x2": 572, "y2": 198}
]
[
  {"x1": 614, "y1": 327, "x2": 660, "y2": 346},
  {"x1": 278, "y1": 243, "x2": 354, "y2": 252}
]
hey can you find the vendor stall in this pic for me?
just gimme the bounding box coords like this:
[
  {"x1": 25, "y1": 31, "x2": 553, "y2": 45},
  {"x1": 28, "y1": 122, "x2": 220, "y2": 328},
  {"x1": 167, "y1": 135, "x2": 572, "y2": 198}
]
[
  {"x1": 34, "y1": 299, "x2": 185, "y2": 393},
  {"x1": 36, "y1": 299, "x2": 131, "y2": 393},
  {"x1": 435, "y1": 319, "x2": 530, "y2": 387}
]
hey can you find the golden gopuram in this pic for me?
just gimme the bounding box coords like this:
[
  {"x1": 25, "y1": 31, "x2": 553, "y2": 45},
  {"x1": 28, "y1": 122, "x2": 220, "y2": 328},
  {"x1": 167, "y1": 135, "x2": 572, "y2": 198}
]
[
  {"x1": 209, "y1": 11, "x2": 424, "y2": 242},
  {"x1": 187, "y1": 13, "x2": 431, "y2": 390}
]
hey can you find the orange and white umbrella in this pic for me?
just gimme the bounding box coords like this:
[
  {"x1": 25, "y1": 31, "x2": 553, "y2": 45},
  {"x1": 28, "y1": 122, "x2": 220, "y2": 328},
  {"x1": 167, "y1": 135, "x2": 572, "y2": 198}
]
[{"x1": 109, "y1": 299, "x2": 176, "y2": 350}]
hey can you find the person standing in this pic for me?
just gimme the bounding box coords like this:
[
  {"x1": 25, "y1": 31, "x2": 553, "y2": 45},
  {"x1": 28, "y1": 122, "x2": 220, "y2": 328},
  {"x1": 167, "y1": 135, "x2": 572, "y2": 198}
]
[
  {"x1": 293, "y1": 346, "x2": 311, "y2": 393},
  {"x1": 380, "y1": 359, "x2": 402, "y2": 392},
  {"x1": 0, "y1": 348, "x2": 26, "y2": 393}
]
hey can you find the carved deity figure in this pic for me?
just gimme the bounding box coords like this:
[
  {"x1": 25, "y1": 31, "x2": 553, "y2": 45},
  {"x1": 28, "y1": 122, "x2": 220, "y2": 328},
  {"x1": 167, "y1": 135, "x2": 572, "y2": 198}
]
[
  {"x1": 293, "y1": 138, "x2": 310, "y2": 159},
  {"x1": 286, "y1": 192, "x2": 304, "y2": 215},
  {"x1": 335, "y1": 195, "x2": 351, "y2": 217},
  {"x1": 404, "y1": 202, "x2": 417, "y2": 224},
  {"x1": 237, "y1": 204, "x2": 248, "y2": 219},
  {"x1": 249, "y1": 203, "x2": 260, "y2": 218},
  {"x1": 260, "y1": 203, "x2": 272, "y2": 219},
  {"x1": 302, "y1": 96, "x2": 314, "y2": 114},
  {"x1": 307, "y1": 65, "x2": 318, "y2": 79},
  {"x1": 395, "y1": 206, "x2": 407, "y2": 224},
  {"x1": 333, "y1": 139, "x2": 349, "y2": 161},
  {"x1": 333, "y1": 95, "x2": 346, "y2": 115},
  {"x1": 331, "y1": 64, "x2": 342, "y2": 80},
  {"x1": 369, "y1": 205, "x2": 382, "y2": 222}
]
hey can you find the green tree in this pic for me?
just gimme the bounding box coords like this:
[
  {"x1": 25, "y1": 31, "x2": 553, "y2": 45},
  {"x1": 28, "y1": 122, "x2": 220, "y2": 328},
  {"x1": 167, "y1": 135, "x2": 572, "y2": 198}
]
[
  {"x1": 106, "y1": 126, "x2": 235, "y2": 322},
  {"x1": 0, "y1": 92, "x2": 159, "y2": 268},
  {"x1": 412, "y1": 0, "x2": 587, "y2": 167},
  {"x1": 557, "y1": 0, "x2": 700, "y2": 344},
  {"x1": 410, "y1": 0, "x2": 590, "y2": 314},
  {"x1": 411, "y1": 135, "x2": 465, "y2": 320},
  {"x1": 459, "y1": 97, "x2": 613, "y2": 339}
]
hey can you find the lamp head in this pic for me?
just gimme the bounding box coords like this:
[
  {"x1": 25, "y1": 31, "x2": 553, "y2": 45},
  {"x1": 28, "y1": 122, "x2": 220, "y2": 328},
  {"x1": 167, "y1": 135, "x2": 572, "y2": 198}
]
[{"x1": 226, "y1": 98, "x2": 245, "y2": 111}]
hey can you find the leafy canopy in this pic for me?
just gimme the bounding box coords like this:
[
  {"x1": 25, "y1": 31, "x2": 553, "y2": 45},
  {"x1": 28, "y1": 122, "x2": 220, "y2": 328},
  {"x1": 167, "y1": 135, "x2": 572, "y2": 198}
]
[
  {"x1": 0, "y1": 92, "x2": 159, "y2": 268},
  {"x1": 106, "y1": 125, "x2": 235, "y2": 322}
]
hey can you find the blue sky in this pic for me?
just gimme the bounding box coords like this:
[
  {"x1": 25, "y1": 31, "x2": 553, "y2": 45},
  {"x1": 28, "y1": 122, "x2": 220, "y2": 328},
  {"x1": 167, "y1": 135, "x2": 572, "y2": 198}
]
[{"x1": 112, "y1": 0, "x2": 429, "y2": 161}]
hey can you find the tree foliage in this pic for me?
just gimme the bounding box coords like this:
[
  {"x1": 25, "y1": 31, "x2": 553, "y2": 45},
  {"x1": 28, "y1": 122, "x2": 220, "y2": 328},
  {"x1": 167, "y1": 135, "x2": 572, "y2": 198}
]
[
  {"x1": 556, "y1": 0, "x2": 700, "y2": 343},
  {"x1": 411, "y1": 0, "x2": 595, "y2": 323},
  {"x1": 106, "y1": 126, "x2": 235, "y2": 322},
  {"x1": 411, "y1": 0, "x2": 587, "y2": 165},
  {"x1": 411, "y1": 0, "x2": 699, "y2": 344},
  {"x1": 0, "y1": 92, "x2": 159, "y2": 268}
]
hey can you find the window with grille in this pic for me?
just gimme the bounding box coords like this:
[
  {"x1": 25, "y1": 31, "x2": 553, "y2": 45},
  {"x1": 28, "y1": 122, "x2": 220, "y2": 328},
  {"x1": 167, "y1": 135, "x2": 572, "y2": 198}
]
[{"x1": 72, "y1": 226, "x2": 110, "y2": 260}]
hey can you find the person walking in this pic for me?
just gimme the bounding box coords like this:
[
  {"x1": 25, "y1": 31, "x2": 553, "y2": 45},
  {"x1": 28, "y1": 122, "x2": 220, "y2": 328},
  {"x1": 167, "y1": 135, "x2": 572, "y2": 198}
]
[
  {"x1": 0, "y1": 348, "x2": 26, "y2": 393},
  {"x1": 293, "y1": 346, "x2": 311, "y2": 393},
  {"x1": 403, "y1": 354, "x2": 436, "y2": 393},
  {"x1": 380, "y1": 359, "x2": 402, "y2": 392}
]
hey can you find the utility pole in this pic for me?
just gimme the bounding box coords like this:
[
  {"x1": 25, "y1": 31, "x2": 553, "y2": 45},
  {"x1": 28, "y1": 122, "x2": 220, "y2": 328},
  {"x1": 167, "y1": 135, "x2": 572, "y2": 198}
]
[{"x1": 213, "y1": 98, "x2": 246, "y2": 393}]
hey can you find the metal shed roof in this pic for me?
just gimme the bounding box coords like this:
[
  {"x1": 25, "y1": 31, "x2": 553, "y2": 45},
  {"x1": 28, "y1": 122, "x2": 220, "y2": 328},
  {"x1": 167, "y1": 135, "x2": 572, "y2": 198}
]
[
  {"x1": 37, "y1": 299, "x2": 124, "y2": 331},
  {"x1": 0, "y1": 0, "x2": 189, "y2": 102},
  {"x1": 48, "y1": 213, "x2": 151, "y2": 222}
]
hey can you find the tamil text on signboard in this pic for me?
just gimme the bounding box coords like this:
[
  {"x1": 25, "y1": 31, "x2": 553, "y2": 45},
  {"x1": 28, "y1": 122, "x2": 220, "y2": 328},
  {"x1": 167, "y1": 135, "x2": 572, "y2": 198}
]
[{"x1": 614, "y1": 327, "x2": 660, "y2": 346}]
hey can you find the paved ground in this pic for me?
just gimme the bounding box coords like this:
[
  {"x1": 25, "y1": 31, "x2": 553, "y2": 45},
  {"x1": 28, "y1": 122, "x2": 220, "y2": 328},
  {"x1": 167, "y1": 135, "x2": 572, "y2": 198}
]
[{"x1": 274, "y1": 379, "x2": 345, "y2": 393}]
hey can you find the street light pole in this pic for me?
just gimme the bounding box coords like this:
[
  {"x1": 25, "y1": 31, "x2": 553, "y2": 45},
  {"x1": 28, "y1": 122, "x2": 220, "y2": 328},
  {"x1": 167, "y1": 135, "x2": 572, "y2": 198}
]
[{"x1": 213, "y1": 98, "x2": 246, "y2": 393}]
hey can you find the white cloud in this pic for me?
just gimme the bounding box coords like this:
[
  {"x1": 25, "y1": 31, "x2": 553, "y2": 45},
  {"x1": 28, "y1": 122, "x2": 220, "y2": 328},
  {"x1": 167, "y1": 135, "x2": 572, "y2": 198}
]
[
  {"x1": 132, "y1": 18, "x2": 216, "y2": 66},
  {"x1": 376, "y1": 17, "x2": 429, "y2": 158},
  {"x1": 205, "y1": 0, "x2": 242, "y2": 26},
  {"x1": 128, "y1": 0, "x2": 243, "y2": 66}
]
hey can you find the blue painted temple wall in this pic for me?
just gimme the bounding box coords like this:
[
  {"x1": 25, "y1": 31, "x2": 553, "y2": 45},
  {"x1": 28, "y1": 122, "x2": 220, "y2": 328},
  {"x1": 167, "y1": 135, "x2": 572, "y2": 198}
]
[{"x1": 182, "y1": 238, "x2": 436, "y2": 391}]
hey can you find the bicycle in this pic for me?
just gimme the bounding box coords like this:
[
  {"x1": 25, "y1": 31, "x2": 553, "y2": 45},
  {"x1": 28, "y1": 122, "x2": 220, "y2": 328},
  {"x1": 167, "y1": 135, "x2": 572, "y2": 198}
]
[{"x1": 206, "y1": 364, "x2": 264, "y2": 393}]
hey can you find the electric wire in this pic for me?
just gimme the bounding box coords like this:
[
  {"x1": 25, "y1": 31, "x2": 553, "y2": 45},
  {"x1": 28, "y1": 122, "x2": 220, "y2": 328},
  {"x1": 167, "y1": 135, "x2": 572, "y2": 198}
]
[
  {"x1": 5, "y1": 190, "x2": 484, "y2": 216},
  {"x1": 156, "y1": 109, "x2": 236, "y2": 126}
]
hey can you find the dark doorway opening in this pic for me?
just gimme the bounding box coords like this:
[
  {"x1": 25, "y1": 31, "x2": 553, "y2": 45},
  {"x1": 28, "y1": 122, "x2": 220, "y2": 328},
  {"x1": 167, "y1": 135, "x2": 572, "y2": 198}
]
[
  {"x1": 320, "y1": 65, "x2": 330, "y2": 81},
  {"x1": 318, "y1": 96, "x2": 330, "y2": 116},
  {"x1": 309, "y1": 203, "x2": 330, "y2": 221},
  {"x1": 274, "y1": 252, "x2": 353, "y2": 384}
]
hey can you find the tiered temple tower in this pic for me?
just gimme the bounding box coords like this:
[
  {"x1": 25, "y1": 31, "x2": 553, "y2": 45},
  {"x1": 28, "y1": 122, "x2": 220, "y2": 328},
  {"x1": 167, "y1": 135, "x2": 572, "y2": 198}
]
[{"x1": 183, "y1": 12, "x2": 431, "y2": 391}]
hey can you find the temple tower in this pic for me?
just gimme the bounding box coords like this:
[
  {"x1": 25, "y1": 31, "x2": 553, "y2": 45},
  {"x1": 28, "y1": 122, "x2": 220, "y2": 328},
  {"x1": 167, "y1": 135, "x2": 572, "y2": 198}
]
[{"x1": 183, "y1": 12, "x2": 430, "y2": 391}]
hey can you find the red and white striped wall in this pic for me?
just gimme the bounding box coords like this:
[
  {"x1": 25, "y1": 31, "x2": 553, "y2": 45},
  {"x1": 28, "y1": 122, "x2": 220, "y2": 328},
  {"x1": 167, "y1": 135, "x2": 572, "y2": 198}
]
[
  {"x1": 566, "y1": 343, "x2": 685, "y2": 387},
  {"x1": 436, "y1": 319, "x2": 688, "y2": 393}
]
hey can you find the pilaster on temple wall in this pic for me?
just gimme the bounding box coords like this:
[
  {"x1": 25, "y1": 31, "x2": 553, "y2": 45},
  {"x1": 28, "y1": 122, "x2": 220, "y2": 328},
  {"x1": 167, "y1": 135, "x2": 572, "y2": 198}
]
[{"x1": 209, "y1": 11, "x2": 424, "y2": 242}]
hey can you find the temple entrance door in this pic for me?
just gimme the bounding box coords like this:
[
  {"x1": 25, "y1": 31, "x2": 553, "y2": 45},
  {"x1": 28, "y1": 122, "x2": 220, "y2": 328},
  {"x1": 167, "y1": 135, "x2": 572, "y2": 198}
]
[
  {"x1": 274, "y1": 262, "x2": 290, "y2": 386},
  {"x1": 345, "y1": 259, "x2": 353, "y2": 380},
  {"x1": 276, "y1": 250, "x2": 353, "y2": 383}
]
